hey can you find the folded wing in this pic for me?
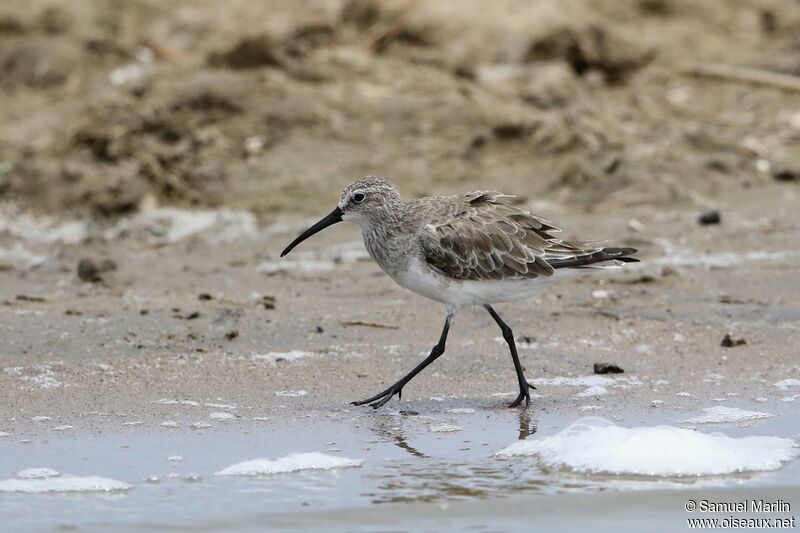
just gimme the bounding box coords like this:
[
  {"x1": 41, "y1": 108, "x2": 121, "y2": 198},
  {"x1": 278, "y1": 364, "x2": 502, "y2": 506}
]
[{"x1": 419, "y1": 191, "x2": 602, "y2": 281}]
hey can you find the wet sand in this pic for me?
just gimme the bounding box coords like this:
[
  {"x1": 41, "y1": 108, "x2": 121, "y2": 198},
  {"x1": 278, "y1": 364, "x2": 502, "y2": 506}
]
[
  {"x1": 2, "y1": 1, "x2": 800, "y2": 529},
  {"x1": 2, "y1": 187, "x2": 799, "y2": 422},
  {"x1": 1, "y1": 187, "x2": 799, "y2": 530}
]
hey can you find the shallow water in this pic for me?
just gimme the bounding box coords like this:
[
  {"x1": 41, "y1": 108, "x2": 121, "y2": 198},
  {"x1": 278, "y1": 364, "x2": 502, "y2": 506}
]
[{"x1": 1, "y1": 406, "x2": 798, "y2": 532}]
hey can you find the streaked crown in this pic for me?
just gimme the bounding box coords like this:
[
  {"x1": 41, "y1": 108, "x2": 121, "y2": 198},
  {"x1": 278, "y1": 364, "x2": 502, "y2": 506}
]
[{"x1": 338, "y1": 176, "x2": 403, "y2": 224}]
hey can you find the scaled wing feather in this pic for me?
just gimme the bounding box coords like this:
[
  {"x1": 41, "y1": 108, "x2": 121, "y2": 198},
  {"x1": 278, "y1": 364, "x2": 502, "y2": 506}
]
[{"x1": 420, "y1": 191, "x2": 596, "y2": 281}]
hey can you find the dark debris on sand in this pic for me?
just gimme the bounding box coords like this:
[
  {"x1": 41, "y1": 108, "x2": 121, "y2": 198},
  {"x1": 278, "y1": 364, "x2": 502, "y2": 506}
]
[
  {"x1": 594, "y1": 362, "x2": 625, "y2": 374},
  {"x1": 720, "y1": 334, "x2": 746, "y2": 348},
  {"x1": 77, "y1": 258, "x2": 117, "y2": 282},
  {"x1": 698, "y1": 210, "x2": 721, "y2": 225}
]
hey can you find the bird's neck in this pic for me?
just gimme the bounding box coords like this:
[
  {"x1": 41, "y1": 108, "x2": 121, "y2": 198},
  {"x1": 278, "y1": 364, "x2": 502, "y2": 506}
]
[{"x1": 360, "y1": 203, "x2": 415, "y2": 274}]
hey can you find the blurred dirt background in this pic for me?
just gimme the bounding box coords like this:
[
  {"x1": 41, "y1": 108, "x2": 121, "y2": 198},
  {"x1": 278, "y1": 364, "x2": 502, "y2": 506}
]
[
  {"x1": 1, "y1": 1, "x2": 800, "y2": 429},
  {"x1": 1, "y1": 0, "x2": 800, "y2": 219}
]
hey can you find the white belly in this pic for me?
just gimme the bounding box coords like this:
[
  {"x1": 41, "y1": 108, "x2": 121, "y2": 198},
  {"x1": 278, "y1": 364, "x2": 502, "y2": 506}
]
[{"x1": 392, "y1": 258, "x2": 561, "y2": 306}]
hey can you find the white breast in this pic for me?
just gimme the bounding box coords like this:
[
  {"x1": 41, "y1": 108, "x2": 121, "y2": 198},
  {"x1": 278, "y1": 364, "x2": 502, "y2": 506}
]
[{"x1": 392, "y1": 258, "x2": 558, "y2": 306}]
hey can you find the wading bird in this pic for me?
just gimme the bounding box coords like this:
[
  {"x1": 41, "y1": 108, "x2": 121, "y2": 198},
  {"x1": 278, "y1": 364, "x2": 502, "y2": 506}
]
[{"x1": 281, "y1": 177, "x2": 638, "y2": 408}]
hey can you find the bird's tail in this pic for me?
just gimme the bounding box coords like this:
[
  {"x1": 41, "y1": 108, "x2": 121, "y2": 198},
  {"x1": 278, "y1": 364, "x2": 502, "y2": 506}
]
[{"x1": 548, "y1": 247, "x2": 639, "y2": 269}]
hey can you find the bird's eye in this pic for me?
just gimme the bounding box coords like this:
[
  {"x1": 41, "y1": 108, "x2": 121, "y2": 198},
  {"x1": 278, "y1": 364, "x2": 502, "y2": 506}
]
[{"x1": 352, "y1": 193, "x2": 366, "y2": 204}]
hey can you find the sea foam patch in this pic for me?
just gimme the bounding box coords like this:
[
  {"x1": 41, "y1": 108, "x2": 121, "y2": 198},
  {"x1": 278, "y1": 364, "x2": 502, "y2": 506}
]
[
  {"x1": 209, "y1": 412, "x2": 236, "y2": 421},
  {"x1": 775, "y1": 379, "x2": 800, "y2": 390},
  {"x1": 14, "y1": 468, "x2": 60, "y2": 479},
  {"x1": 274, "y1": 390, "x2": 307, "y2": 397},
  {"x1": 530, "y1": 376, "x2": 616, "y2": 389},
  {"x1": 215, "y1": 452, "x2": 363, "y2": 476},
  {"x1": 683, "y1": 406, "x2": 774, "y2": 425},
  {"x1": 254, "y1": 351, "x2": 309, "y2": 362},
  {"x1": 4, "y1": 365, "x2": 63, "y2": 389},
  {"x1": 0, "y1": 470, "x2": 131, "y2": 493},
  {"x1": 529, "y1": 375, "x2": 631, "y2": 397},
  {"x1": 494, "y1": 417, "x2": 798, "y2": 476},
  {"x1": 429, "y1": 423, "x2": 463, "y2": 433}
]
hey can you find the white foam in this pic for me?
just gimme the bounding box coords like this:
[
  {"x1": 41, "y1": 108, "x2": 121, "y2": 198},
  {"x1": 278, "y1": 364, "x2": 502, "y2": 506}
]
[
  {"x1": 204, "y1": 403, "x2": 236, "y2": 409},
  {"x1": 191, "y1": 422, "x2": 213, "y2": 430},
  {"x1": 0, "y1": 475, "x2": 131, "y2": 493},
  {"x1": 153, "y1": 399, "x2": 200, "y2": 407},
  {"x1": 532, "y1": 375, "x2": 618, "y2": 398},
  {"x1": 215, "y1": 452, "x2": 363, "y2": 476},
  {"x1": 580, "y1": 405, "x2": 602, "y2": 411},
  {"x1": 0, "y1": 431, "x2": 8, "y2": 437},
  {"x1": 31, "y1": 416, "x2": 51, "y2": 422},
  {"x1": 275, "y1": 390, "x2": 307, "y2": 397},
  {"x1": 575, "y1": 386, "x2": 608, "y2": 398},
  {"x1": 254, "y1": 351, "x2": 309, "y2": 362},
  {"x1": 429, "y1": 423, "x2": 463, "y2": 433},
  {"x1": 683, "y1": 406, "x2": 774, "y2": 425},
  {"x1": 167, "y1": 456, "x2": 183, "y2": 462},
  {"x1": 775, "y1": 379, "x2": 800, "y2": 390},
  {"x1": 209, "y1": 412, "x2": 236, "y2": 421},
  {"x1": 495, "y1": 417, "x2": 798, "y2": 476},
  {"x1": 14, "y1": 468, "x2": 60, "y2": 479},
  {"x1": 530, "y1": 376, "x2": 616, "y2": 387},
  {"x1": 52, "y1": 425, "x2": 73, "y2": 431},
  {"x1": 160, "y1": 421, "x2": 178, "y2": 428},
  {"x1": 447, "y1": 408, "x2": 475, "y2": 414}
]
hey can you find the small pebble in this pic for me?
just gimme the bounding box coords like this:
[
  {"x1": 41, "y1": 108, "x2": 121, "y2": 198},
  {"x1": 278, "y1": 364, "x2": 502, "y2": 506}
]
[
  {"x1": 720, "y1": 333, "x2": 746, "y2": 348},
  {"x1": 77, "y1": 258, "x2": 117, "y2": 282},
  {"x1": 698, "y1": 210, "x2": 721, "y2": 225},
  {"x1": 593, "y1": 362, "x2": 624, "y2": 374}
]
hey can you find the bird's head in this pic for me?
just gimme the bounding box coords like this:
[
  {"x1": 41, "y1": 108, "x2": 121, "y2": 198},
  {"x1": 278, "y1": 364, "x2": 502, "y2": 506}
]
[{"x1": 280, "y1": 176, "x2": 401, "y2": 257}]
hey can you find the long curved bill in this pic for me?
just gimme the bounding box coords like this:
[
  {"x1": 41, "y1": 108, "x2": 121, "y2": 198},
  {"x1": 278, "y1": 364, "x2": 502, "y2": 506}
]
[{"x1": 280, "y1": 207, "x2": 343, "y2": 257}]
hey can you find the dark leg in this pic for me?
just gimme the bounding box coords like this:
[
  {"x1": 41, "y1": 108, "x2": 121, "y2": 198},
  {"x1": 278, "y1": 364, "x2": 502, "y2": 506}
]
[
  {"x1": 352, "y1": 312, "x2": 454, "y2": 409},
  {"x1": 485, "y1": 305, "x2": 536, "y2": 408}
]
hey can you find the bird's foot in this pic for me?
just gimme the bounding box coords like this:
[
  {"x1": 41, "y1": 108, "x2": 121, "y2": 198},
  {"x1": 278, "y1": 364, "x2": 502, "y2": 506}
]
[
  {"x1": 352, "y1": 384, "x2": 403, "y2": 409},
  {"x1": 508, "y1": 381, "x2": 536, "y2": 408}
]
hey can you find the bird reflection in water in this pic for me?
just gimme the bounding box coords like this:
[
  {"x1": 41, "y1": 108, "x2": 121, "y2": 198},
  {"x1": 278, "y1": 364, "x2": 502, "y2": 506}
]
[
  {"x1": 362, "y1": 409, "x2": 544, "y2": 504},
  {"x1": 518, "y1": 408, "x2": 537, "y2": 440}
]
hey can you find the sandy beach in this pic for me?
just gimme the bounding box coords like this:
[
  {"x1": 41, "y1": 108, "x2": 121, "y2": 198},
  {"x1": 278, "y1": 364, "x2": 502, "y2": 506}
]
[
  {"x1": 2, "y1": 185, "x2": 799, "y2": 420},
  {"x1": 2, "y1": 0, "x2": 800, "y2": 530},
  {"x1": 1, "y1": 186, "x2": 799, "y2": 530}
]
